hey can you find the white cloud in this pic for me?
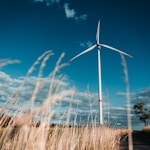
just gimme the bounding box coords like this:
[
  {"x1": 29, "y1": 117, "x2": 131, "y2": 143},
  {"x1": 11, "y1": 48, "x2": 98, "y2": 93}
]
[
  {"x1": 0, "y1": 71, "x2": 71, "y2": 107},
  {"x1": 64, "y1": 3, "x2": 76, "y2": 19},
  {"x1": 79, "y1": 41, "x2": 93, "y2": 48},
  {"x1": 0, "y1": 72, "x2": 22, "y2": 104},
  {"x1": 64, "y1": 3, "x2": 87, "y2": 21},
  {"x1": 34, "y1": 0, "x2": 60, "y2": 6},
  {"x1": 0, "y1": 59, "x2": 20, "y2": 69},
  {"x1": 34, "y1": 0, "x2": 43, "y2": 2},
  {"x1": 33, "y1": 1, "x2": 87, "y2": 21},
  {"x1": 75, "y1": 14, "x2": 88, "y2": 21}
]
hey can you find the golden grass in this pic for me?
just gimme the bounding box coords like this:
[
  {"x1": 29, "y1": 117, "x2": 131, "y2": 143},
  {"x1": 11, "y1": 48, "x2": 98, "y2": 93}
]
[{"x1": 0, "y1": 122, "x2": 129, "y2": 150}]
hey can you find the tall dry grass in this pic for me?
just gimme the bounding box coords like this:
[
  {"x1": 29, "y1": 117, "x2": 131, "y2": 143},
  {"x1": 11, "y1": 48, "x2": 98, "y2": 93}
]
[
  {"x1": 120, "y1": 54, "x2": 133, "y2": 150},
  {"x1": 0, "y1": 51, "x2": 128, "y2": 150},
  {"x1": 0, "y1": 124, "x2": 125, "y2": 150}
]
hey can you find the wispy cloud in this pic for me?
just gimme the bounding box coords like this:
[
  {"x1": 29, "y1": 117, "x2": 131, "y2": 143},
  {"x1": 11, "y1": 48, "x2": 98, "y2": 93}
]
[
  {"x1": 64, "y1": 3, "x2": 87, "y2": 21},
  {"x1": 117, "y1": 87, "x2": 150, "y2": 105},
  {"x1": 34, "y1": 0, "x2": 60, "y2": 6},
  {"x1": 131, "y1": 87, "x2": 150, "y2": 104},
  {"x1": 79, "y1": 41, "x2": 93, "y2": 48},
  {"x1": 75, "y1": 14, "x2": 88, "y2": 21},
  {"x1": 33, "y1": 1, "x2": 87, "y2": 21},
  {"x1": 64, "y1": 3, "x2": 76, "y2": 19},
  {"x1": 0, "y1": 59, "x2": 21, "y2": 69}
]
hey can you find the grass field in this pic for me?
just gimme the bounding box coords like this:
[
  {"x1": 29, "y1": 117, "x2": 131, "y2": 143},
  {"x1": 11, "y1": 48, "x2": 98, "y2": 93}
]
[{"x1": 0, "y1": 118, "x2": 129, "y2": 150}]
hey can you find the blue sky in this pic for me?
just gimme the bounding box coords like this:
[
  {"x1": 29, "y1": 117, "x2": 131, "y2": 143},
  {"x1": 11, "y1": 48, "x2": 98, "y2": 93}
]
[{"x1": 0, "y1": 0, "x2": 150, "y2": 129}]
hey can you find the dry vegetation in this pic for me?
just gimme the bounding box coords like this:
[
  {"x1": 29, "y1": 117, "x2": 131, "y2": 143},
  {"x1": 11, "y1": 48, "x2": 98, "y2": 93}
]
[
  {"x1": 0, "y1": 51, "x2": 130, "y2": 150},
  {"x1": 0, "y1": 117, "x2": 128, "y2": 150}
]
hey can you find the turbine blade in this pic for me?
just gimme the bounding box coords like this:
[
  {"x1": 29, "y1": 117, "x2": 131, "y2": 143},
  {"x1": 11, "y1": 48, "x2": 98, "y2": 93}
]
[
  {"x1": 100, "y1": 44, "x2": 133, "y2": 58},
  {"x1": 96, "y1": 19, "x2": 100, "y2": 44},
  {"x1": 68, "y1": 44, "x2": 97, "y2": 62}
]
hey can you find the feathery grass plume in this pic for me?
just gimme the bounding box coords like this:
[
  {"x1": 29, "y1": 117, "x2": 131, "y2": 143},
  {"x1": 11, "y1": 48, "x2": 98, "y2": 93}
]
[
  {"x1": 47, "y1": 52, "x2": 68, "y2": 98},
  {"x1": 30, "y1": 52, "x2": 54, "y2": 112},
  {"x1": 120, "y1": 54, "x2": 133, "y2": 150},
  {"x1": 106, "y1": 88, "x2": 110, "y2": 126},
  {"x1": 73, "y1": 101, "x2": 79, "y2": 126},
  {"x1": 40, "y1": 52, "x2": 70, "y2": 115},
  {"x1": 0, "y1": 59, "x2": 20, "y2": 69},
  {"x1": 87, "y1": 84, "x2": 94, "y2": 126},
  {"x1": 66, "y1": 90, "x2": 74, "y2": 126},
  {"x1": 27, "y1": 50, "x2": 54, "y2": 76}
]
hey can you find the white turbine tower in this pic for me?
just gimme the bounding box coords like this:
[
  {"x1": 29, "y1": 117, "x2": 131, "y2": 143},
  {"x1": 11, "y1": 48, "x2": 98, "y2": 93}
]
[{"x1": 69, "y1": 20, "x2": 132, "y2": 125}]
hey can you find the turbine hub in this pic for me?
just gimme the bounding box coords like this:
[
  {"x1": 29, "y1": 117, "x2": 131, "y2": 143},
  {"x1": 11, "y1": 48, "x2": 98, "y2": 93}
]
[{"x1": 97, "y1": 43, "x2": 101, "y2": 49}]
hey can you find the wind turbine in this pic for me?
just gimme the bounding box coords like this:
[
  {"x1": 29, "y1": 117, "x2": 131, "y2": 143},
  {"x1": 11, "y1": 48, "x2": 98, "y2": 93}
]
[{"x1": 69, "y1": 20, "x2": 132, "y2": 125}]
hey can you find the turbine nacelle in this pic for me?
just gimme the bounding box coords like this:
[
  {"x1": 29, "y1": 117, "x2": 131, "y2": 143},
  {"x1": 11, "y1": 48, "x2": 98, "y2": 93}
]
[{"x1": 97, "y1": 43, "x2": 101, "y2": 49}]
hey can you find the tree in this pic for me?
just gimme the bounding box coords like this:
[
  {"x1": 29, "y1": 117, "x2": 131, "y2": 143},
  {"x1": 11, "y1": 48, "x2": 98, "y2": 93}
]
[{"x1": 133, "y1": 102, "x2": 150, "y2": 126}]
